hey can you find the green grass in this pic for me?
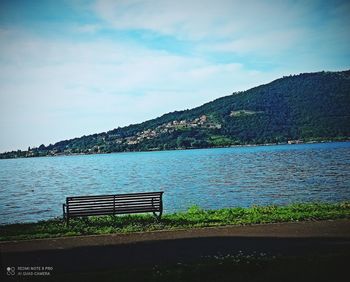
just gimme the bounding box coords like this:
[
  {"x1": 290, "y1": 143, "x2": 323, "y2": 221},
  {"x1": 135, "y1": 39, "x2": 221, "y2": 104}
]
[
  {"x1": 1, "y1": 202, "x2": 350, "y2": 241},
  {"x1": 208, "y1": 135, "x2": 235, "y2": 146}
]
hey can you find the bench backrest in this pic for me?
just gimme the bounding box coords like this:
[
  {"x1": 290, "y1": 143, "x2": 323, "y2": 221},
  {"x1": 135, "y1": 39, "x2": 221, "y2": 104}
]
[{"x1": 66, "y1": 191, "x2": 163, "y2": 217}]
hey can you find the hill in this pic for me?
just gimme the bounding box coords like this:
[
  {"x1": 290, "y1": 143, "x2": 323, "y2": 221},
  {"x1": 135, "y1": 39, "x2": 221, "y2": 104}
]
[{"x1": 1, "y1": 70, "x2": 350, "y2": 159}]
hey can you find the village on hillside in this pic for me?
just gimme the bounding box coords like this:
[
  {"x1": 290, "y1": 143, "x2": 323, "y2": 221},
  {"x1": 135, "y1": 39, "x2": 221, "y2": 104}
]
[{"x1": 124, "y1": 115, "x2": 221, "y2": 145}]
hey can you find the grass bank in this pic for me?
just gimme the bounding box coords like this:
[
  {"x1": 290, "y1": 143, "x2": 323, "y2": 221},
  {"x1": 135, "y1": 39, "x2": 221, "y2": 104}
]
[{"x1": 1, "y1": 202, "x2": 349, "y2": 241}]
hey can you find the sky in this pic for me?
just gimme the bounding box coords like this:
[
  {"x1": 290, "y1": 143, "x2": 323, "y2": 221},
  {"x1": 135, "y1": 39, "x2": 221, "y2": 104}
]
[{"x1": 0, "y1": 0, "x2": 349, "y2": 152}]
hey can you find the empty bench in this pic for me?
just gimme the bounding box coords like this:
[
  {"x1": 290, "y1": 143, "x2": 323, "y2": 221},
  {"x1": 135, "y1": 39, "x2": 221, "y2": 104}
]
[{"x1": 62, "y1": 191, "x2": 163, "y2": 224}]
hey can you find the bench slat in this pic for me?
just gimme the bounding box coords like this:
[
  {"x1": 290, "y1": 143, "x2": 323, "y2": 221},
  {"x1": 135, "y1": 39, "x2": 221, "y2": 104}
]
[
  {"x1": 68, "y1": 196, "x2": 161, "y2": 204},
  {"x1": 68, "y1": 199, "x2": 160, "y2": 207},
  {"x1": 68, "y1": 204, "x2": 160, "y2": 210},
  {"x1": 68, "y1": 192, "x2": 162, "y2": 200},
  {"x1": 69, "y1": 207, "x2": 159, "y2": 216},
  {"x1": 68, "y1": 197, "x2": 160, "y2": 204}
]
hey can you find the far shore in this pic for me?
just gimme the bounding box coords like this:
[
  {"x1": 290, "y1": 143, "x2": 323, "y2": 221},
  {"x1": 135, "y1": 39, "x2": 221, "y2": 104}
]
[{"x1": 1, "y1": 138, "x2": 349, "y2": 160}]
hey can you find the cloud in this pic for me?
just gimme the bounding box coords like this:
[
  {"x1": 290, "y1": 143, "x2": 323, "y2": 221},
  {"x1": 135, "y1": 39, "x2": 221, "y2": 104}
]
[
  {"x1": 92, "y1": 0, "x2": 305, "y2": 40},
  {"x1": 91, "y1": 0, "x2": 350, "y2": 61},
  {"x1": 74, "y1": 23, "x2": 102, "y2": 33},
  {"x1": 1, "y1": 0, "x2": 349, "y2": 152},
  {"x1": 0, "y1": 29, "x2": 281, "y2": 151},
  {"x1": 206, "y1": 29, "x2": 303, "y2": 56}
]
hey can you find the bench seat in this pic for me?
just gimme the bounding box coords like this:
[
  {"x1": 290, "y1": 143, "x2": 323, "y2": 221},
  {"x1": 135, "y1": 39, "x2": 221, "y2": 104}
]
[{"x1": 63, "y1": 191, "x2": 163, "y2": 224}]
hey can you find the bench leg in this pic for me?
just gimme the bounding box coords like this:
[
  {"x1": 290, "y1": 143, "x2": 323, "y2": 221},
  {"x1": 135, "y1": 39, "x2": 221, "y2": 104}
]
[{"x1": 153, "y1": 211, "x2": 162, "y2": 221}]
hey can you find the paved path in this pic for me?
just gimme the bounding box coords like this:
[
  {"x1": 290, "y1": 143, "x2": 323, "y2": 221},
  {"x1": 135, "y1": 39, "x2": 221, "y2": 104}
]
[{"x1": 1, "y1": 220, "x2": 350, "y2": 275}]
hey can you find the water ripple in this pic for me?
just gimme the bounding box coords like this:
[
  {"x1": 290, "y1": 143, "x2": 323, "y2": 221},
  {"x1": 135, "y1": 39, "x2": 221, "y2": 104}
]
[{"x1": 0, "y1": 142, "x2": 350, "y2": 224}]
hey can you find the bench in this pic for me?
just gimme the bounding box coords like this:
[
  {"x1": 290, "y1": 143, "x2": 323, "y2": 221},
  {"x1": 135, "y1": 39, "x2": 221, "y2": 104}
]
[{"x1": 62, "y1": 191, "x2": 163, "y2": 225}]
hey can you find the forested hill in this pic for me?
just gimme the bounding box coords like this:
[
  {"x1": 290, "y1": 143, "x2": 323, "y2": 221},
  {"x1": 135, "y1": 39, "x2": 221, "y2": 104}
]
[{"x1": 1, "y1": 70, "x2": 350, "y2": 159}]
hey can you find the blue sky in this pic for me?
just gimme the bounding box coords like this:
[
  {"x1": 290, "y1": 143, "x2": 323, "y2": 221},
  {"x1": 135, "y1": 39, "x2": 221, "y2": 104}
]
[{"x1": 0, "y1": 0, "x2": 349, "y2": 152}]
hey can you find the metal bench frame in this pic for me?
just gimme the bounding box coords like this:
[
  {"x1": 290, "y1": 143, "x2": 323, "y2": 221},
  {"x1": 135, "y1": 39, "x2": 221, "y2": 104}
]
[{"x1": 62, "y1": 191, "x2": 163, "y2": 225}]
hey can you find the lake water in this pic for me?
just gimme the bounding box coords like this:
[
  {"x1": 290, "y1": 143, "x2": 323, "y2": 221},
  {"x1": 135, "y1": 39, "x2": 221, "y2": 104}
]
[{"x1": 0, "y1": 142, "x2": 349, "y2": 224}]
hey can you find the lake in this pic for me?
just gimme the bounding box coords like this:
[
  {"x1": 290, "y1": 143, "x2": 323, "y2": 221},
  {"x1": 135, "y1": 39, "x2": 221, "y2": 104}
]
[{"x1": 0, "y1": 142, "x2": 349, "y2": 224}]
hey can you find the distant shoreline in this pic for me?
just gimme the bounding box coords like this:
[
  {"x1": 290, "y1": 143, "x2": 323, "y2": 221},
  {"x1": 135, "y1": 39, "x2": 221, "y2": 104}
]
[{"x1": 0, "y1": 138, "x2": 349, "y2": 160}]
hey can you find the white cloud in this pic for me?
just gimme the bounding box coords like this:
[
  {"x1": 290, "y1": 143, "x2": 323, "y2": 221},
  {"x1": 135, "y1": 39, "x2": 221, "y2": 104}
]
[
  {"x1": 186, "y1": 63, "x2": 242, "y2": 79},
  {"x1": 2, "y1": 0, "x2": 348, "y2": 152},
  {"x1": 92, "y1": 0, "x2": 306, "y2": 41},
  {"x1": 207, "y1": 29, "x2": 303, "y2": 55},
  {"x1": 91, "y1": 0, "x2": 350, "y2": 60},
  {"x1": 74, "y1": 24, "x2": 102, "y2": 33},
  {"x1": 0, "y1": 30, "x2": 281, "y2": 151}
]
